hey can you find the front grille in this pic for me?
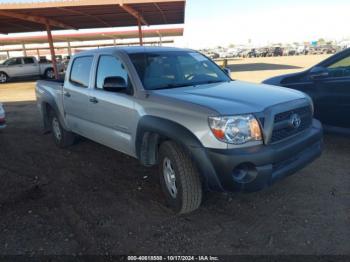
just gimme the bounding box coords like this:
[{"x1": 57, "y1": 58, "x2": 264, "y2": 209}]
[{"x1": 271, "y1": 106, "x2": 312, "y2": 143}]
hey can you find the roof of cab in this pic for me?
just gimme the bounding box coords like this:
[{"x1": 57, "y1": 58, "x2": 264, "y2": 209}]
[{"x1": 74, "y1": 46, "x2": 194, "y2": 56}]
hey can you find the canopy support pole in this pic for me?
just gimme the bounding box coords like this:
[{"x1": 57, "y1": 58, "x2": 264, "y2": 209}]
[
  {"x1": 22, "y1": 43, "x2": 27, "y2": 56},
  {"x1": 46, "y1": 23, "x2": 58, "y2": 79},
  {"x1": 138, "y1": 16, "x2": 143, "y2": 46},
  {"x1": 67, "y1": 41, "x2": 72, "y2": 56}
]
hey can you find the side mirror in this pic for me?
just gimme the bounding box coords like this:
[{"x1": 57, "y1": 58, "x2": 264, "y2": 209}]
[
  {"x1": 309, "y1": 66, "x2": 329, "y2": 80},
  {"x1": 223, "y1": 67, "x2": 231, "y2": 76},
  {"x1": 103, "y1": 76, "x2": 127, "y2": 92}
]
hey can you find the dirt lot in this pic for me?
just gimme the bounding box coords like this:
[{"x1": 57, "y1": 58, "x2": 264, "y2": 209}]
[{"x1": 0, "y1": 55, "x2": 349, "y2": 256}]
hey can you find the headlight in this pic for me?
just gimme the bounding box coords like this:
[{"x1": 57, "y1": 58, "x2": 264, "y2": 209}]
[{"x1": 208, "y1": 114, "x2": 262, "y2": 145}]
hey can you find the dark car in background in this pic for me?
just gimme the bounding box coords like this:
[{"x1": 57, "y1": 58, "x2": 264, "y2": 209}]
[
  {"x1": 263, "y1": 48, "x2": 350, "y2": 133},
  {"x1": 268, "y1": 47, "x2": 283, "y2": 57},
  {"x1": 256, "y1": 47, "x2": 269, "y2": 57}
]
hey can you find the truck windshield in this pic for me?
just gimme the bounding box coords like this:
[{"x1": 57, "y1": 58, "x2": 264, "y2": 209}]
[{"x1": 129, "y1": 51, "x2": 231, "y2": 90}]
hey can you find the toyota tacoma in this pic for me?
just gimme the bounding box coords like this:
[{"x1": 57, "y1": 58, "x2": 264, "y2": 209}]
[{"x1": 36, "y1": 47, "x2": 323, "y2": 214}]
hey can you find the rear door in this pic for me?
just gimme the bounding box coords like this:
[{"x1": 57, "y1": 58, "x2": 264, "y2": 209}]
[
  {"x1": 22, "y1": 57, "x2": 39, "y2": 76},
  {"x1": 63, "y1": 55, "x2": 95, "y2": 136},
  {"x1": 314, "y1": 53, "x2": 350, "y2": 128},
  {"x1": 87, "y1": 54, "x2": 137, "y2": 156}
]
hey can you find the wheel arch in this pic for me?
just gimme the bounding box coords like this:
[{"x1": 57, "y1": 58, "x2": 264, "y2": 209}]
[
  {"x1": 0, "y1": 71, "x2": 9, "y2": 82},
  {"x1": 135, "y1": 116, "x2": 203, "y2": 166},
  {"x1": 135, "y1": 115, "x2": 224, "y2": 191},
  {"x1": 40, "y1": 96, "x2": 68, "y2": 133}
]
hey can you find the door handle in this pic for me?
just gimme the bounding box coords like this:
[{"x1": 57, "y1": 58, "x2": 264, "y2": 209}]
[
  {"x1": 89, "y1": 97, "x2": 99, "y2": 104},
  {"x1": 63, "y1": 91, "x2": 71, "y2": 98}
]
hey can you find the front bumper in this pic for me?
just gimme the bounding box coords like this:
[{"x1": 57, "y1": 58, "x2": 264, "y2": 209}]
[{"x1": 197, "y1": 119, "x2": 323, "y2": 192}]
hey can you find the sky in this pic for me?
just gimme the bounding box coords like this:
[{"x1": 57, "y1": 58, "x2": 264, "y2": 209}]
[
  {"x1": 179, "y1": 0, "x2": 350, "y2": 48},
  {"x1": 0, "y1": 0, "x2": 350, "y2": 49}
]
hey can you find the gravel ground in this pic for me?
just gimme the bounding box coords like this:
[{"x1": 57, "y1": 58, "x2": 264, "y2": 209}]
[{"x1": 0, "y1": 101, "x2": 349, "y2": 256}]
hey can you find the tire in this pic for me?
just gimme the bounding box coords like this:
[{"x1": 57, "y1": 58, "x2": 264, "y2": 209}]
[
  {"x1": 49, "y1": 110, "x2": 75, "y2": 148},
  {"x1": 158, "y1": 141, "x2": 203, "y2": 214},
  {"x1": 45, "y1": 68, "x2": 55, "y2": 79},
  {"x1": 0, "y1": 72, "x2": 8, "y2": 84}
]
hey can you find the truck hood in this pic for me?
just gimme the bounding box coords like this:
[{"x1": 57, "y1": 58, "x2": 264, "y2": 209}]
[{"x1": 151, "y1": 80, "x2": 306, "y2": 115}]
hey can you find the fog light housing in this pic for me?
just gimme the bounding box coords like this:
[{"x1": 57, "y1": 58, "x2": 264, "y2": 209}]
[{"x1": 232, "y1": 163, "x2": 258, "y2": 183}]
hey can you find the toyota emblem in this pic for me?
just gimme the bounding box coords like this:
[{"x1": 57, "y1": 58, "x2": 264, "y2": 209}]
[{"x1": 290, "y1": 113, "x2": 302, "y2": 129}]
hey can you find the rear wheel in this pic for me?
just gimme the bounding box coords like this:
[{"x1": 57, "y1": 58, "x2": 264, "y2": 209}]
[
  {"x1": 45, "y1": 68, "x2": 55, "y2": 79},
  {"x1": 0, "y1": 72, "x2": 8, "y2": 83},
  {"x1": 158, "y1": 141, "x2": 202, "y2": 214},
  {"x1": 49, "y1": 110, "x2": 75, "y2": 148}
]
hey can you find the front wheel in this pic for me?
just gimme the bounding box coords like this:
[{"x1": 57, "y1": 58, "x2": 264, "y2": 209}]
[
  {"x1": 0, "y1": 72, "x2": 8, "y2": 83},
  {"x1": 49, "y1": 110, "x2": 75, "y2": 148},
  {"x1": 158, "y1": 141, "x2": 203, "y2": 214}
]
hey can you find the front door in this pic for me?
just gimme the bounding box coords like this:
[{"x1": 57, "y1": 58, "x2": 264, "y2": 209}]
[
  {"x1": 314, "y1": 53, "x2": 350, "y2": 128},
  {"x1": 87, "y1": 54, "x2": 137, "y2": 156}
]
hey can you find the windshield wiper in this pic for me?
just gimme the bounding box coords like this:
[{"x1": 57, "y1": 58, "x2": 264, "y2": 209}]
[
  {"x1": 153, "y1": 83, "x2": 196, "y2": 90},
  {"x1": 203, "y1": 80, "x2": 225, "y2": 84},
  {"x1": 153, "y1": 80, "x2": 229, "y2": 90}
]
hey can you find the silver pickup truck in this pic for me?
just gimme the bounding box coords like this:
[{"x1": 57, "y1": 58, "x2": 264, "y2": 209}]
[
  {"x1": 36, "y1": 47, "x2": 323, "y2": 214},
  {"x1": 0, "y1": 56, "x2": 63, "y2": 83}
]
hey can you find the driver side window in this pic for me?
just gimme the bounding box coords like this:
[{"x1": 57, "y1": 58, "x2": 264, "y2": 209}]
[
  {"x1": 5, "y1": 58, "x2": 22, "y2": 66},
  {"x1": 327, "y1": 55, "x2": 350, "y2": 78},
  {"x1": 96, "y1": 55, "x2": 129, "y2": 90}
]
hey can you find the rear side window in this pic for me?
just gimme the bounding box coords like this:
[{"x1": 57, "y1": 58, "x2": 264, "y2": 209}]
[
  {"x1": 23, "y1": 57, "x2": 35, "y2": 64},
  {"x1": 70, "y1": 56, "x2": 94, "y2": 88}
]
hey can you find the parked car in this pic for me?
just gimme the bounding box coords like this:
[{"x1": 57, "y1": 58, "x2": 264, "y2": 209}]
[
  {"x1": 0, "y1": 56, "x2": 64, "y2": 83},
  {"x1": 241, "y1": 48, "x2": 257, "y2": 58},
  {"x1": 320, "y1": 45, "x2": 337, "y2": 54},
  {"x1": 218, "y1": 51, "x2": 231, "y2": 58},
  {"x1": 256, "y1": 48, "x2": 269, "y2": 57},
  {"x1": 263, "y1": 48, "x2": 350, "y2": 132},
  {"x1": 36, "y1": 47, "x2": 323, "y2": 214},
  {"x1": 283, "y1": 48, "x2": 297, "y2": 56},
  {"x1": 268, "y1": 47, "x2": 284, "y2": 57},
  {"x1": 203, "y1": 51, "x2": 219, "y2": 60},
  {"x1": 227, "y1": 48, "x2": 240, "y2": 58},
  {"x1": 296, "y1": 46, "x2": 309, "y2": 56},
  {"x1": 309, "y1": 47, "x2": 324, "y2": 55},
  {"x1": 0, "y1": 103, "x2": 5, "y2": 129}
]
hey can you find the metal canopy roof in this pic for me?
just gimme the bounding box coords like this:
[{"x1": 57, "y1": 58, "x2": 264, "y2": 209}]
[
  {"x1": 0, "y1": 0, "x2": 186, "y2": 34},
  {"x1": 0, "y1": 28, "x2": 183, "y2": 45}
]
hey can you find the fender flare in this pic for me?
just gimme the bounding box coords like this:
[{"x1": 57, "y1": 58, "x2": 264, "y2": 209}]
[
  {"x1": 135, "y1": 116, "x2": 224, "y2": 191},
  {"x1": 40, "y1": 93, "x2": 69, "y2": 133}
]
